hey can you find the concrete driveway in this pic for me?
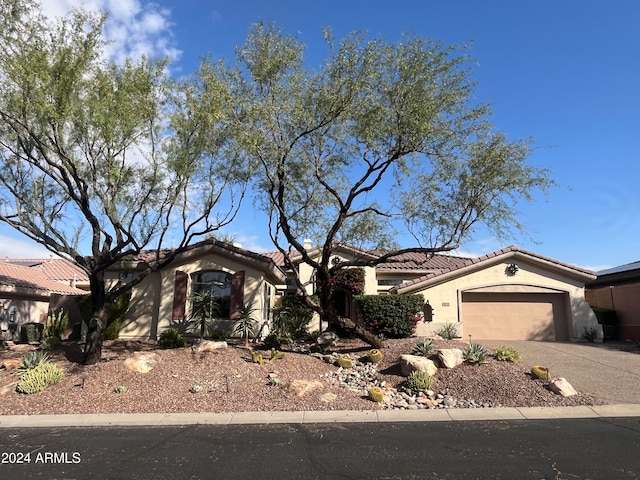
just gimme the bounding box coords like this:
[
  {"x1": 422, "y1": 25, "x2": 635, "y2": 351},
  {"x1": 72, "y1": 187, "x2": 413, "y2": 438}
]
[{"x1": 479, "y1": 340, "x2": 640, "y2": 404}]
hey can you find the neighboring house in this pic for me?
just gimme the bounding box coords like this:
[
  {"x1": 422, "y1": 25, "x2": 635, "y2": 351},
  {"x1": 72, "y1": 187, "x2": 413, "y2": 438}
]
[
  {"x1": 108, "y1": 239, "x2": 286, "y2": 340},
  {"x1": 585, "y1": 261, "x2": 640, "y2": 341},
  {"x1": 266, "y1": 243, "x2": 599, "y2": 342},
  {"x1": 0, "y1": 257, "x2": 89, "y2": 341}
]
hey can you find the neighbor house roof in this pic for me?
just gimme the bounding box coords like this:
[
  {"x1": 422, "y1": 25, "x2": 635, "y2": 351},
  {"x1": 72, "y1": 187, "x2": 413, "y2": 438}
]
[
  {"x1": 587, "y1": 259, "x2": 640, "y2": 287},
  {"x1": 2, "y1": 257, "x2": 89, "y2": 288},
  {"x1": 0, "y1": 262, "x2": 88, "y2": 296},
  {"x1": 391, "y1": 245, "x2": 597, "y2": 294}
]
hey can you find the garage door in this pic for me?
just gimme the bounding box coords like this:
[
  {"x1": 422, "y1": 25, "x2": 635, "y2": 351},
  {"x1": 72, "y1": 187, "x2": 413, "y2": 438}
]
[{"x1": 461, "y1": 292, "x2": 568, "y2": 341}]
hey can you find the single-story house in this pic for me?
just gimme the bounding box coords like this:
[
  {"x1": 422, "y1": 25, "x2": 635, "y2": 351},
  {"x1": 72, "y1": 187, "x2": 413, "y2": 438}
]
[
  {"x1": 0, "y1": 257, "x2": 88, "y2": 341},
  {"x1": 265, "y1": 242, "x2": 599, "y2": 342},
  {"x1": 585, "y1": 260, "x2": 640, "y2": 341},
  {"x1": 109, "y1": 239, "x2": 287, "y2": 339}
]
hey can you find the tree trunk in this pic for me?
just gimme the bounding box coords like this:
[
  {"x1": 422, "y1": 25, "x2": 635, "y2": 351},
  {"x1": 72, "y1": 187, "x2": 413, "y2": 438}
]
[
  {"x1": 317, "y1": 271, "x2": 383, "y2": 349},
  {"x1": 83, "y1": 270, "x2": 108, "y2": 365}
]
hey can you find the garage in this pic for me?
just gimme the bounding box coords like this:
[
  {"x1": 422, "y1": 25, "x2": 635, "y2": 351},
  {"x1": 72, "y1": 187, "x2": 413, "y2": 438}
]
[{"x1": 461, "y1": 291, "x2": 569, "y2": 341}]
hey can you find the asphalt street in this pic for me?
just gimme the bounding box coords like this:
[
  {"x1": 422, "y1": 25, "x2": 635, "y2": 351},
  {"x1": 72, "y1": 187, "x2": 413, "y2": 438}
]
[{"x1": 1, "y1": 418, "x2": 639, "y2": 479}]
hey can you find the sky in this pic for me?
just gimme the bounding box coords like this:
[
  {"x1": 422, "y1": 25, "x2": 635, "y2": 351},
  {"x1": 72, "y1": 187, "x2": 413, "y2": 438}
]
[{"x1": 0, "y1": 0, "x2": 638, "y2": 272}]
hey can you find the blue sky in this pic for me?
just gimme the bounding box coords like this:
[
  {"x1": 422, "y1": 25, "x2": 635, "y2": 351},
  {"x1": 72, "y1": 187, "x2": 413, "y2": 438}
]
[{"x1": 0, "y1": 0, "x2": 638, "y2": 271}]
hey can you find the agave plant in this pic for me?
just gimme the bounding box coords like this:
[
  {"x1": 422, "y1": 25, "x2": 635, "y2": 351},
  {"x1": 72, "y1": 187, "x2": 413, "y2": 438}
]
[
  {"x1": 463, "y1": 343, "x2": 488, "y2": 364},
  {"x1": 412, "y1": 338, "x2": 434, "y2": 357}
]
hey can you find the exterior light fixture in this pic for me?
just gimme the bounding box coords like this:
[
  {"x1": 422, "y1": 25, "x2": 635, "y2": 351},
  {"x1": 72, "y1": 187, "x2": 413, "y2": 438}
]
[{"x1": 505, "y1": 263, "x2": 519, "y2": 276}]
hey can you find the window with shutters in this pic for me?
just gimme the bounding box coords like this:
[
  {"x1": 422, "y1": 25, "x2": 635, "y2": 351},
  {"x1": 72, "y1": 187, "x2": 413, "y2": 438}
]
[{"x1": 191, "y1": 271, "x2": 232, "y2": 319}]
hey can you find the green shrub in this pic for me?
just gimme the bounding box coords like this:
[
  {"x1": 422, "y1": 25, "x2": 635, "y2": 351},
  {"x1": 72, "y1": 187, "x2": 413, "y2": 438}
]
[
  {"x1": 16, "y1": 362, "x2": 64, "y2": 394},
  {"x1": 20, "y1": 322, "x2": 44, "y2": 343},
  {"x1": 355, "y1": 294, "x2": 424, "y2": 338},
  {"x1": 463, "y1": 343, "x2": 488, "y2": 364},
  {"x1": 435, "y1": 322, "x2": 459, "y2": 340},
  {"x1": 158, "y1": 328, "x2": 188, "y2": 349},
  {"x1": 272, "y1": 296, "x2": 315, "y2": 339},
  {"x1": 494, "y1": 345, "x2": 521, "y2": 362},
  {"x1": 412, "y1": 338, "x2": 434, "y2": 357},
  {"x1": 404, "y1": 370, "x2": 434, "y2": 393},
  {"x1": 262, "y1": 332, "x2": 282, "y2": 350},
  {"x1": 581, "y1": 326, "x2": 598, "y2": 343},
  {"x1": 209, "y1": 329, "x2": 228, "y2": 341},
  {"x1": 39, "y1": 336, "x2": 61, "y2": 351}
]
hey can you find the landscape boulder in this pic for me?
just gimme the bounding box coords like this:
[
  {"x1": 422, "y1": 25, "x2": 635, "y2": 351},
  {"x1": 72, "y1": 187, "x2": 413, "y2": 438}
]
[
  {"x1": 192, "y1": 340, "x2": 228, "y2": 353},
  {"x1": 1, "y1": 358, "x2": 22, "y2": 372},
  {"x1": 317, "y1": 332, "x2": 339, "y2": 348},
  {"x1": 436, "y1": 349, "x2": 464, "y2": 369},
  {"x1": 399, "y1": 354, "x2": 438, "y2": 377},
  {"x1": 285, "y1": 379, "x2": 324, "y2": 397},
  {"x1": 124, "y1": 352, "x2": 159, "y2": 374},
  {"x1": 548, "y1": 377, "x2": 577, "y2": 397}
]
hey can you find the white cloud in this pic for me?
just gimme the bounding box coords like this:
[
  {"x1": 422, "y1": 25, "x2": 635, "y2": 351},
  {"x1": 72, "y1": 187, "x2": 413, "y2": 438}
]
[
  {"x1": 0, "y1": 234, "x2": 58, "y2": 259},
  {"x1": 39, "y1": 0, "x2": 180, "y2": 63}
]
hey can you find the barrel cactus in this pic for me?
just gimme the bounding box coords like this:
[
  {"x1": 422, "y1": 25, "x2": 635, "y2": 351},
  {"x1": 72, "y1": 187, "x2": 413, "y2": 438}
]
[
  {"x1": 367, "y1": 349, "x2": 383, "y2": 364},
  {"x1": 335, "y1": 355, "x2": 353, "y2": 369},
  {"x1": 367, "y1": 386, "x2": 385, "y2": 403},
  {"x1": 531, "y1": 366, "x2": 551, "y2": 381}
]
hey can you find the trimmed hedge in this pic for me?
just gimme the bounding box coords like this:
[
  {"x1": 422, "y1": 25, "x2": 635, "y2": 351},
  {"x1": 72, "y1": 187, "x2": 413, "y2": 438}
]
[{"x1": 355, "y1": 294, "x2": 424, "y2": 338}]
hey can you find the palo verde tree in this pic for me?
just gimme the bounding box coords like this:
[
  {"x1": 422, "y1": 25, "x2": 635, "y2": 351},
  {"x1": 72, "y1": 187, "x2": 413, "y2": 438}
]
[
  {"x1": 205, "y1": 24, "x2": 553, "y2": 347},
  {"x1": 0, "y1": 1, "x2": 246, "y2": 363}
]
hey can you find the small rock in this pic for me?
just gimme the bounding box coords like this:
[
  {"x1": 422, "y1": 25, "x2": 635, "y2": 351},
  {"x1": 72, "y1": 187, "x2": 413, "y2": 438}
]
[
  {"x1": 285, "y1": 379, "x2": 324, "y2": 397},
  {"x1": 548, "y1": 377, "x2": 577, "y2": 397},
  {"x1": 317, "y1": 332, "x2": 339, "y2": 347},
  {"x1": 1, "y1": 382, "x2": 19, "y2": 396},
  {"x1": 1, "y1": 358, "x2": 22, "y2": 372},
  {"x1": 192, "y1": 340, "x2": 228, "y2": 353}
]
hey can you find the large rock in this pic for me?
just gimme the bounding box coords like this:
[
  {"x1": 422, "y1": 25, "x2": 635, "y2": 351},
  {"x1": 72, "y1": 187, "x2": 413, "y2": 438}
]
[
  {"x1": 399, "y1": 354, "x2": 438, "y2": 377},
  {"x1": 436, "y1": 349, "x2": 464, "y2": 369},
  {"x1": 317, "y1": 332, "x2": 339, "y2": 348},
  {"x1": 285, "y1": 379, "x2": 324, "y2": 397},
  {"x1": 124, "y1": 352, "x2": 159, "y2": 373},
  {"x1": 192, "y1": 340, "x2": 228, "y2": 353},
  {"x1": 548, "y1": 377, "x2": 577, "y2": 397},
  {"x1": 1, "y1": 358, "x2": 22, "y2": 372}
]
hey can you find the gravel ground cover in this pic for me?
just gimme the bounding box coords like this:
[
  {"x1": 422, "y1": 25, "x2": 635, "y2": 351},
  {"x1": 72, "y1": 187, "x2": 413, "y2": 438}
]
[{"x1": 0, "y1": 337, "x2": 603, "y2": 415}]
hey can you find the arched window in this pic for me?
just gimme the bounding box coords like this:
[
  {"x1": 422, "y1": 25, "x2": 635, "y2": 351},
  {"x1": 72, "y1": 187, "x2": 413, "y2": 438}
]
[{"x1": 191, "y1": 271, "x2": 232, "y2": 319}]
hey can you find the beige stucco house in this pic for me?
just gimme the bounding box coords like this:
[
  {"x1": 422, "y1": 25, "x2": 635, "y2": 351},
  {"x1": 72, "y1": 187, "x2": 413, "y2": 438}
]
[
  {"x1": 266, "y1": 243, "x2": 599, "y2": 342},
  {"x1": 0, "y1": 258, "x2": 88, "y2": 341},
  {"x1": 110, "y1": 239, "x2": 286, "y2": 339}
]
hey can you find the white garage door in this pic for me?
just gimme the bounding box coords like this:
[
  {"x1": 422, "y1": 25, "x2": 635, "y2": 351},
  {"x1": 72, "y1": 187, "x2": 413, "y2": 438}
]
[{"x1": 461, "y1": 292, "x2": 568, "y2": 341}]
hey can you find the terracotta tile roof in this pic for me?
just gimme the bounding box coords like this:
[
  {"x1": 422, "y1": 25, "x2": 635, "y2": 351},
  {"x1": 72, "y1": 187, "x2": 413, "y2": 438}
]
[
  {"x1": 0, "y1": 262, "x2": 87, "y2": 295},
  {"x1": 391, "y1": 245, "x2": 597, "y2": 293},
  {"x1": 2, "y1": 257, "x2": 88, "y2": 284}
]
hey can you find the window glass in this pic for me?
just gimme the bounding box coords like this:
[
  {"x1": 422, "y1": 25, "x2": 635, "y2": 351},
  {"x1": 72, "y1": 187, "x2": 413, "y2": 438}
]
[{"x1": 192, "y1": 271, "x2": 232, "y2": 319}]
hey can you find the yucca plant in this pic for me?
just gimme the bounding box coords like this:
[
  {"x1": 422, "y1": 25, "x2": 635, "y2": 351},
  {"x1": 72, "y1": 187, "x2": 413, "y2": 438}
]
[{"x1": 234, "y1": 304, "x2": 257, "y2": 347}]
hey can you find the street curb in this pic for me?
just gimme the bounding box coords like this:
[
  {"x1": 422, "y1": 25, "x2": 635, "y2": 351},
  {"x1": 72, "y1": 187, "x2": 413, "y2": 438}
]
[{"x1": 1, "y1": 404, "x2": 639, "y2": 428}]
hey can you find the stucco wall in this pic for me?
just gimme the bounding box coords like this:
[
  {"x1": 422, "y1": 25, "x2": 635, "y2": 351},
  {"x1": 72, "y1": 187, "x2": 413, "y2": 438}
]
[
  {"x1": 409, "y1": 259, "x2": 597, "y2": 340},
  {"x1": 115, "y1": 255, "x2": 273, "y2": 340}
]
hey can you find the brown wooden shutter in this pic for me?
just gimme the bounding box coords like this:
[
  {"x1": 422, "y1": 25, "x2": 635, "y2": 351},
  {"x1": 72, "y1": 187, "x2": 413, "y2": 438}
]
[
  {"x1": 172, "y1": 271, "x2": 189, "y2": 321},
  {"x1": 229, "y1": 270, "x2": 245, "y2": 320}
]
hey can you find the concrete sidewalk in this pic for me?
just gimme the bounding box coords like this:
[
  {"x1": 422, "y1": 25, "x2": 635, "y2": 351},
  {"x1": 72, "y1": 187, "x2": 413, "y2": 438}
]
[
  {"x1": 480, "y1": 340, "x2": 640, "y2": 404},
  {"x1": 1, "y1": 404, "x2": 640, "y2": 428}
]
